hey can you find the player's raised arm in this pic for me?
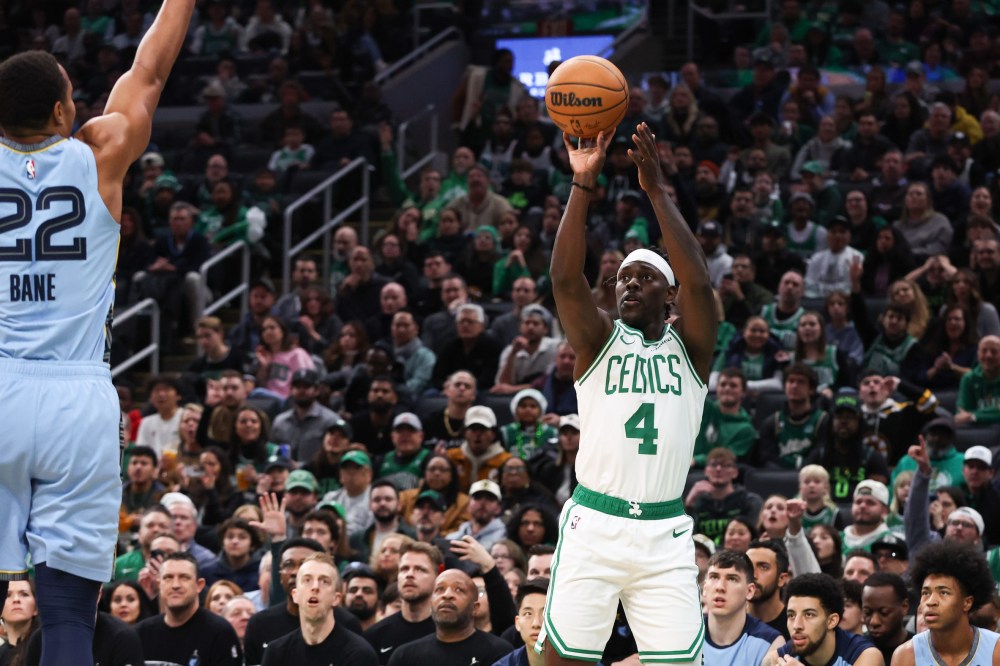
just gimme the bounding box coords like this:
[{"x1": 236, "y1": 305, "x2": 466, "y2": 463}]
[
  {"x1": 628, "y1": 122, "x2": 716, "y2": 382},
  {"x1": 78, "y1": 0, "x2": 196, "y2": 187},
  {"x1": 549, "y1": 130, "x2": 616, "y2": 377}
]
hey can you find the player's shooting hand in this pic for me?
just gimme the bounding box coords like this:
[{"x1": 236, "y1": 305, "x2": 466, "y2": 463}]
[
  {"x1": 628, "y1": 123, "x2": 666, "y2": 193},
  {"x1": 563, "y1": 128, "x2": 615, "y2": 179},
  {"x1": 450, "y1": 535, "x2": 496, "y2": 573},
  {"x1": 249, "y1": 492, "x2": 288, "y2": 541}
]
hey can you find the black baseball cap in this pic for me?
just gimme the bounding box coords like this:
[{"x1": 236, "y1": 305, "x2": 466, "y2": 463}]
[
  {"x1": 291, "y1": 369, "x2": 320, "y2": 386},
  {"x1": 827, "y1": 216, "x2": 852, "y2": 231},
  {"x1": 871, "y1": 534, "x2": 908, "y2": 560},
  {"x1": 341, "y1": 562, "x2": 379, "y2": 583},
  {"x1": 250, "y1": 277, "x2": 277, "y2": 294}
]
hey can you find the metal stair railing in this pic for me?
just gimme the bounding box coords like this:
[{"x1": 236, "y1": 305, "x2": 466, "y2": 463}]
[
  {"x1": 374, "y1": 26, "x2": 463, "y2": 86},
  {"x1": 397, "y1": 104, "x2": 439, "y2": 180},
  {"x1": 409, "y1": 4, "x2": 458, "y2": 50},
  {"x1": 598, "y1": 14, "x2": 648, "y2": 56},
  {"x1": 282, "y1": 158, "x2": 371, "y2": 295},
  {"x1": 111, "y1": 298, "x2": 160, "y2": 378},
  {"x1": 197, "y1": 240, "x2": 250, "y2": 320}
]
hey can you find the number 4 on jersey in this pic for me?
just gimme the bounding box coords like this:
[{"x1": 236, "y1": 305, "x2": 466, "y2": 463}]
[{"x1": 624, "y1": 402, "x2": 658, "y2": 455}]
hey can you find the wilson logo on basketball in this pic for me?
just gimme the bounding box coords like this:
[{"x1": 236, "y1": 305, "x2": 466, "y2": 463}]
[{"x1": 549, "y1": 92, "x2": 604, "y2": 108}]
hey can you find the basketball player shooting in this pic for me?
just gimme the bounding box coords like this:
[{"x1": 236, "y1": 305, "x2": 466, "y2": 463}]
[
  {"x1": 540, "y1": 122, "x2": 716, "y2": 665},
  {"x1": 0, "y1": 2, "x2": 195, "y2": 664}
]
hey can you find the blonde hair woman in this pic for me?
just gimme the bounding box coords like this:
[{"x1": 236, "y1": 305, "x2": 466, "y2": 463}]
[
  {"x1": 370, "y1": 533, "x2": 415, "y2": 583},
  {"x1": 888, "y1": 278, "x2": 931, "y2": 339},
  {"x1": 888, "y1": 469, "x2": 914, "y2": 530}
]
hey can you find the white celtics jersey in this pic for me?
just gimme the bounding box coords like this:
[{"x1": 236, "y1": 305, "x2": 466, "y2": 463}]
[{"x1": 575, "y1": 319, "x2": 707, "y2": 503}]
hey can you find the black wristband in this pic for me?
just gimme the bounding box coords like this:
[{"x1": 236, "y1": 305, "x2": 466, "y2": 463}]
[{"x1": 572, "y1": 181, "x2": 594, "y2": 193}]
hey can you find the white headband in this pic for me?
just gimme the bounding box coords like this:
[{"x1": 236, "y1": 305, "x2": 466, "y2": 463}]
[{"x1": 618, "y1": 249, "x2": 676, "y2": 286}]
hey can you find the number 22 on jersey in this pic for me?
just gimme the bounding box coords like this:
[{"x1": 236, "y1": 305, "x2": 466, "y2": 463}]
[{"x1": 0, "y1": 186, "x2": 88, "y2": 261}]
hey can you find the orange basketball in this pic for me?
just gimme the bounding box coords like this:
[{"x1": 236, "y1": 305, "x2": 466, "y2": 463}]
[{"x1": 545, "y1": 55, "x2": 628, "y2": 139}]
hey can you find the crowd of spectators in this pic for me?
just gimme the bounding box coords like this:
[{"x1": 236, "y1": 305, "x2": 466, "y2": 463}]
[{"x1": 4, "y1": 0, "x2": 1000, "y2": 664}]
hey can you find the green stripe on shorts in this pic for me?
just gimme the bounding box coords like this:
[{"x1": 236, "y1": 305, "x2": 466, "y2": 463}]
[
  {"x1": 543, "y1": 500, "x2": 604, "y2": 661},
  {"x1": 572, "y1": 484, "x2": 684, "y2": 520},
  {"x1": 637, "y1": 619, "x2": 705, "y2": 663}
]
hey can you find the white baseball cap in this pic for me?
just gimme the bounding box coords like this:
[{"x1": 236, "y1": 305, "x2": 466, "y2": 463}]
[
  {"x1": 692, "y1": 534, "x2": 716, "y2": 556},
  {"x1": 559, "y1": 414, "x2": 580, "y2": 431},
  {"x1": 140, "y1": 151, "x2": 164, "y2": 168},
  {"x1": 854, "y1": 479, "x2": 889, "y2": 506},
  {"x1": 464, "y1": 406, "x2": 497, "y2": 429},
  {"x1": 964, "y1": 446, "x2": 993, "y2": 467},
  {"x1": 469, "y1": 479, "x2": 502, "y2": 501},
  {"x1": 392, "y1": 412, "x2": 423, "y2": 431}
]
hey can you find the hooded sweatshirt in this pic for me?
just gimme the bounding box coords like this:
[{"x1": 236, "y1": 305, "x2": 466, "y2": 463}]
[{"x1": 447, "y1": 440, "x2": 512, "y2": 490}]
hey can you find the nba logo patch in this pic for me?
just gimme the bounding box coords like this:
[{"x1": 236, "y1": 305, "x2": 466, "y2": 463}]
[
  {"x1": 25, "y1": 159, "x2": 36, "y2": 180},
  {"x1": 570, "y1": 515, "x2": 581, "y2": 530}
]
